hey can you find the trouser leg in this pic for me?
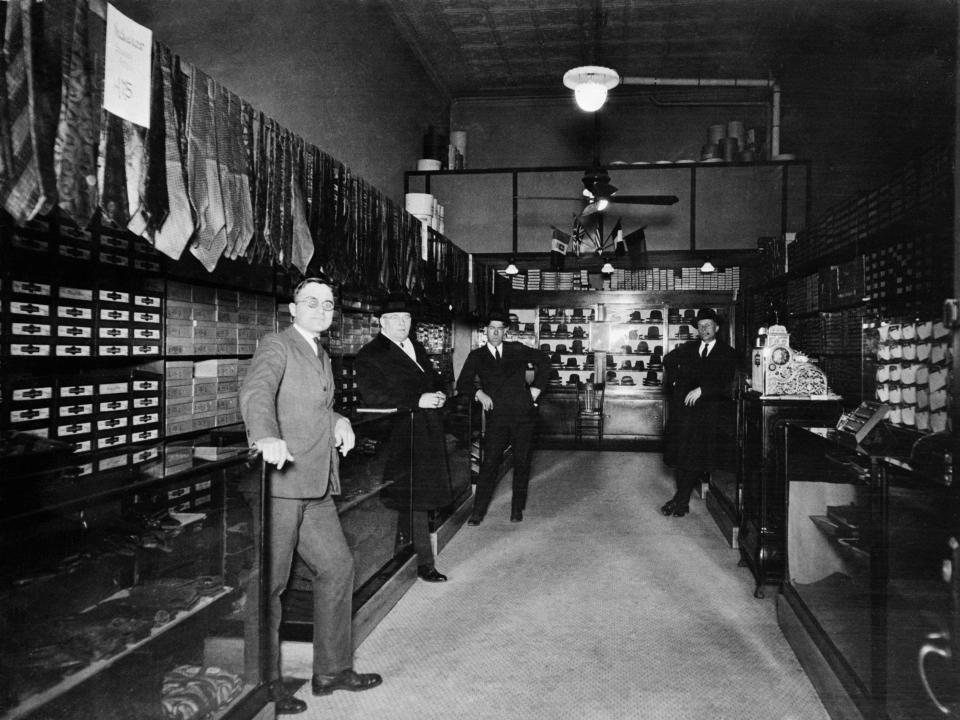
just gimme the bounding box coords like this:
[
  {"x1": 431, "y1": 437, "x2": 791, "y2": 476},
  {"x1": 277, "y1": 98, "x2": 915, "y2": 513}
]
[
  {"x1": 411, "y1": 509, "x2": 435, "y2": 569},
  {"x1": 295, "y1": 494, "x2": 355, "y2": 677},
  {"x1": 266, "y1": 497, "x2": 302, "y2": 682},
  {"x1": 673, "y1": 469, "x2": 701, "y2": 507},
  {"x1": 510, "y1": 413, "x2": 537, "y2": 509},
  {"x1": 474, "y1": 420, "x2": 511, "y2": 515}
]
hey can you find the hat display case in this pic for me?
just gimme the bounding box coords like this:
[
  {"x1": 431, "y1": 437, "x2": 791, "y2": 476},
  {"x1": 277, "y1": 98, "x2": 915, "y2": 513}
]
[
  {"x1": 535, "y1": 306, "x2": 596, "y2": 388},
  {"x1": 588, "y1": 304, "x2": 668, "y2": 392}
]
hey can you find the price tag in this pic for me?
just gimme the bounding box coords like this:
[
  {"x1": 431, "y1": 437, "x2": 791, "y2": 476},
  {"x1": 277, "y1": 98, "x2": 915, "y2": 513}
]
[{"x1": 104, "y1": 4, "x2": 152, "y2": 127}]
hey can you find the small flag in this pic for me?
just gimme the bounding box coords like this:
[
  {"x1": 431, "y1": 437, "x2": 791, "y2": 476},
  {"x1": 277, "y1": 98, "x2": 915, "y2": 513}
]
[
  {"x1": 609, "y1": 218, "x2": 625, "y2": 256},
  {"x1": 550, "y1": 227, "x2": 568, "y2": 270},
  {"x1": 624, "y1": 225, "x2": 648, "y2": 269}
]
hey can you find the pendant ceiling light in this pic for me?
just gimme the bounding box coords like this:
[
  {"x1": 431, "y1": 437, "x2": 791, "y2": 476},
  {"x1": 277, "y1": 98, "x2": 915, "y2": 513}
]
[
  {"x1": 504, "y1": 259, "x2": 519, "y2": 276},
  {"x1": 600, "y1": 261, "x2": 615, "y2": 275},
  {"x1": 563, "y1": 66, "x2": 620, "y2": 112},
  {"x1": 699, "y1": 259, "x2": 717, "y2": 274}
]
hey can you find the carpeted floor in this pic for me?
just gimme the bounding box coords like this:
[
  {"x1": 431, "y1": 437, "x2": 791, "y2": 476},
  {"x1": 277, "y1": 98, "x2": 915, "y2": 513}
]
[{"x1": 281, "y1": 450, "x2": 830, "y2": 720}]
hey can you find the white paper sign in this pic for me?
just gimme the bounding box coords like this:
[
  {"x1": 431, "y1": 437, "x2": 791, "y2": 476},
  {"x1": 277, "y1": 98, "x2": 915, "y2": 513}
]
[{"x1": 103, "y1": 4, "x2": 152, "y2": 127}]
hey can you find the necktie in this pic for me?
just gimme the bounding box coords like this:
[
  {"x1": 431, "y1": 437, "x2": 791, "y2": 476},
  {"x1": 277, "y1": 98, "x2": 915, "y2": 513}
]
[
  {"x1": 495, "y1": 347, "x2": 501, "y2": 363},
  {"x1": 314, "y1": 336, "x2": 324, "y2": 357},
  {"x1": 701, "y1": 344, "x2": 708, "y2": 359}
]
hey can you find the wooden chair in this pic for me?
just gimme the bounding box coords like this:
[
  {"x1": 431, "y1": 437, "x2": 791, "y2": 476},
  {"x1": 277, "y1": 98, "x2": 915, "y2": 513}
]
[{"x1": 574, "y1": 381, "x2": 605, "y2": 446}]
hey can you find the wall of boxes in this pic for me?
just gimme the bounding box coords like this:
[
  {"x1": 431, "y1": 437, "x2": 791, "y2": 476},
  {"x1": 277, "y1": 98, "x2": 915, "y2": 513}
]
[{"x1": 0, "y1": 221, "x2": 279, "y2": 480}]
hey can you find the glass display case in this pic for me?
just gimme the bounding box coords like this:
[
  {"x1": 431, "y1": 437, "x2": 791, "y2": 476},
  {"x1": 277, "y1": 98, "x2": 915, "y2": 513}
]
[
  {"x1": 0, "y1": 434, "x2": 270, "y2": 720},
  {"x1": 780, "y1": 423, "x2": 960, "y2": 719}
]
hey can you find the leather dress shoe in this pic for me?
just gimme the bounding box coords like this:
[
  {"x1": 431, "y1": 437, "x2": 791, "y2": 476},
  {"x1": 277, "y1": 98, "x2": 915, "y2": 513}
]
[
  {"x1": 418, "y1": 566, "x2": 448, "y2": 582},
  {"x1": 467, "y1": 512, "x2": 484, "y2": 526},
  {"x1": 660, "y1": 499, "x2": 689, "y2": 517},
  {"x1": 510, "y1": 508, "x2": 523, "y2": 522},
  {"x1": 311, "y1": 668, "x2": 383, "y2": 696},
  {"x1": 269, "y1": 680, "x2": 307, "y2": 714}
]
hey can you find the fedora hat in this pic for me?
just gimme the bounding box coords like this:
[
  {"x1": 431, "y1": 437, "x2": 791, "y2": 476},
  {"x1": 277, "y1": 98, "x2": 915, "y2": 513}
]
[
  {"x1": 571, "y1": 339, "x2": 584, "y2": 352},
  {"x1": 572, "y1": 326, "x2": 585, "y2": 338},
  {"x1": 556, "y1": 343, "x2": 568, "y2": 353},
  {"x1": 379, "y1": 292, "x2": 415, "y2": 316},
  {"x1": 648, "y1": 309, "x2": 663, "y2": 321},
  {"x1": 636, "y1": 341, "x2": 649, "y2": 353},
  {"x1": 621, "y1": 376, "x2": 635, "y2": 386},
  {"x1": 550, "y1": 352, "x2": 562, "y2": 366},
  {"x1": 484, "y1": 308, "x2": 510, "y2": 326},
  {"x1": 695, "y1": 308, "x2": 720, "y2": 324},
  {"x1": 568, "y1": 374, "x2": 580, "y2": 385},
  {"x1": 633, "y1": 359, "x2": 645, "y2": 370},
  {"x1": 677, "y1": 325, "x2": 691, "y2": 338},
  {"x1": 653, "y1": 345, "x2": 663, "y2": 355},
  {"x1": 629, "y1": 310, "x2": 643, "y2": 323},
  {"x1": 683, "y1": 308, "x2": 696, "y2": 321},
  {"x1": 539, "y1": 343, "x2": 550, "y2": 352},
  {"x1": 647, "y1": 326, "x2": 660, "y2": 339},
  {"x1": 642, "y1": 370, "x2": 662, "y2": 386},
  {"x1": 566, "y1": 357, "x2": 579, "y2": 368}
]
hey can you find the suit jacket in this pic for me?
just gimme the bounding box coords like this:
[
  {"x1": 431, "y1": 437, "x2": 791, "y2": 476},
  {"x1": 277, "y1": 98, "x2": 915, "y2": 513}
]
[
  {"x1": 355, "y1": 333, "x2": 452, "y2": 510},
  {"x1": 455, "y1": 341, "x2": 551, "y2": 420},
  {"x1": 240, "y1": 324, "x2": 343, "y2": 499},
  {"x1": 662, "y1": 338, "x2": 738, "y2": 472}
]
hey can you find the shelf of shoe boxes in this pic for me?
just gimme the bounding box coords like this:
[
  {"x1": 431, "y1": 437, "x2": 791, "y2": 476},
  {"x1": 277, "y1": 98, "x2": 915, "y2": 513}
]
[
  {"x1": 512, "y1": 266, "x2": 741, "y2": 293},
  {"x1": 320, "y1": 297, "x2": 379, "y2": 415},
  {"x1": 163, "y1": 280, "x2": 275, "y2": 475},
  {"x1": 0, "y1": 221, "x2": 175, "y2": 480}
]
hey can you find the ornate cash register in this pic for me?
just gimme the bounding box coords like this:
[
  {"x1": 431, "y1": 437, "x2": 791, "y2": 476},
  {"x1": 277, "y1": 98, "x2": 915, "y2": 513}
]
[{"x1": 737, "y1": 324, "x2": 842, "y2": 597}]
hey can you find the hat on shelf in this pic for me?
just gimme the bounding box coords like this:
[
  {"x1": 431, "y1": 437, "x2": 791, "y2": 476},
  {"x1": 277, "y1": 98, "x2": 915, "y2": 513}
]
[
  {"x1": 556, "y1": 323, "x2": 569, "y2": 334},
  {"x1": 633, "y1": 359, "x2": 645, "y2": 370},
  {"x1": 629, "y1": 310, "x2": 644, "y2": 323},
  {"x1": 648, "y1": 309, "x2": 663, "y2": 321},
  {"x1": 572, "y1": 308, "x2": 585, "y2": 320},
  {"x1": 621, "y1": 345, "x2": 632, "y2": 354},
  {"x1": 653, "y1": 345, "x2": 663, "y2": 355},
  {"x1": 668, "y1": 308, "x2": 681, "y2": 323},
  {"x1": 539, "y1": 343, "x2": 550, "y2": 352},
  {"x1": 607, "y1": 355, "x2": 616, "y2": 367},
  {"x1": 606, "y1": 370, "x2": 618, "y2": 381},
  {"x1": 572, "y1": 326, "x2": 585, "y2": 338},
  {"x1": 695, "y1": 308, "x2": 720, "y2": 324},
  {"x1": 566, "y1": 357, "x2": 579, "y2": 368},
  {"x1": 647, "y1": 326, "x2": 661, "y2": 339},
  {"x1": 648, "y1": 359, "x2": 663, "y2": 371},
  {"x1": 620, "y1": 360, "x2": 632, "y2": 370},
  {"x1": 586, "y1": 352, "x2": 595, "y2": 365},
  {"x1": 636, "y1": 341, "x2": 650, "y2": 353},
  {"x1": 525, "y1": 322, "x2": 535, "y2": 333},
  {"x1": 677, "y1": 325, "x2": 691, "y2": 339},
  {"x1": 621, "y1": 376, "x2": 635, "y2": 386},
  {"x1": 683, "y1": 308, "x2": 696, "y2": 321},
  {"x1": 628, "y1": 329, "x2": 639, "y2": 341},
  {"x1": 556, "y1": 344, "x2": 568, "y2": 353},
  {"x1": 540, "y1": 323, "x2": 552, "y2": 335},
  {"x1": 568, "y1": 374, "x2": 581, "y2": 386},
  {"x1": 642, "y1": 371, "x2": 661, "y2": 386},
  {"x1": 571, "y1": 339, "x2": 584, "y2": 352},
  {"x1": 551, "y1": 352, "x2": 562, "y2": 366}
]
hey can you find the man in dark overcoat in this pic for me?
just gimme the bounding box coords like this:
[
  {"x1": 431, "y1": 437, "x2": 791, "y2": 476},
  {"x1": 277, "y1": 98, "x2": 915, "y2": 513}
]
[
  {"x1": 661, "y1": 307, "x2": 738, "y2": 517},
  {"x1": 356, "y1": 294, "x2": 452, "y2": 583},
  {"x1": 455, "y1": 309, "x2": 551, "y2": 524}
]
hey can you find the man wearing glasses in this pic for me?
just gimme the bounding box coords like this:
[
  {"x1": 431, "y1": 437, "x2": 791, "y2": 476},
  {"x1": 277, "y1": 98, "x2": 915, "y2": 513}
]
[{"x1": 240, "y1": 276, "x2": 381, "y2": 714}]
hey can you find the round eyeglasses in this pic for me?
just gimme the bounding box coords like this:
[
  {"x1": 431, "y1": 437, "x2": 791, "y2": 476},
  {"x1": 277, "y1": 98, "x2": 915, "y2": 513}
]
[{"x1": 297, "y1": 297, "x2": 335, "y2": 311}]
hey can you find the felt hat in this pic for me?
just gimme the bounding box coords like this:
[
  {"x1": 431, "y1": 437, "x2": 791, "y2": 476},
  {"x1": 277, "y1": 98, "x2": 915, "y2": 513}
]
[
  {"x1": 620, "y1": 360, "x2": 632, "y2": 370},
  {"x1": 550, "y1": 352, "x2": 562, "y2": 365},
  {"x1": 571, "y1": 339, "x2": 584, "y2": 352},
  {"x1": 566, "y1": 357, "x2": 579, "y2": 368},
  {"x1": 606, "y1": 370, "x2": 618, "y2": 382},
  {"x1": 556, "y1": 343, "x2": 568, "y2": 353},
  {"x1": 485, "y1": 309, "x2": 510, "y2": 326},
  {"x1": 677, "y1": 325, "x2": 691, "y2": 338},
  {"x1": 648, "y1": 309, "x2": 663, "y2": 321},
  {"x1": 633, "y1": 359, "x2": 645, "y2": 370},
  {"x1": 540, "y1": 343, "x2": 550, "y2": 352},
  {"x1": 621, "y1": 376, "x2": 635, "y2": 386},
  {"x1": 695, "y1": 308, "x2": 720, "y2": 324},
  {"x1": 683, "y1": 308, "x2": 696, "y2": 321},
  {"x1": 568, "y1": 374, "x2": 581, "y2": 385},
  {"x1": 572, "y1": 326, "x2": 585, "y2": 338},
  {"x1": 379, "y1": 292, "x2": 415, "y2": 316},
  {"x1": 629, "y1": 310, "x2": 644, "y2": 323},
  {"x1": 647, "y1": 326, "x2": 660, "y2": 339},
  {"x1": 621, "y1": 345, "x2": 632, "y2": 354},
  {"x1": 642, "y1": 370, "x2": 662, "y2": 386},
  {"x1": 636, "y1": 340, "x2": 649, "y2": 353}
]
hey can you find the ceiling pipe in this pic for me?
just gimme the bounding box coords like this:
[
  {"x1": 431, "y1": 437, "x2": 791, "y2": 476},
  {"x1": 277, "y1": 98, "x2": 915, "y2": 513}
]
[{"x1": 619, "y1": 76, "x2": 781, "y2": 159}]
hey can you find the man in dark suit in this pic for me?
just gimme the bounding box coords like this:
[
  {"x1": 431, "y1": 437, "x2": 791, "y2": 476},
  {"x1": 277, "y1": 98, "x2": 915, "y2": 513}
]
[
  {"x1": 456, "y1": 309, "x2": 550, "y2": 524},
  {"x1": 661, "y1": 307, "x2": 738, "y2": 517},
  {"x1": 356, "y1": 294, "x2": 452, "y2": 583},
  {"x1": 240, "y1": 276, "x2": 381, "y2": 714}
]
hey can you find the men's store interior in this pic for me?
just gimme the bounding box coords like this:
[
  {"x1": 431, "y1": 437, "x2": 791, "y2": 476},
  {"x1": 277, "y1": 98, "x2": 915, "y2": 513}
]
[{"x1": 1, "y1": 1, "x2": 958, "y2": 719}]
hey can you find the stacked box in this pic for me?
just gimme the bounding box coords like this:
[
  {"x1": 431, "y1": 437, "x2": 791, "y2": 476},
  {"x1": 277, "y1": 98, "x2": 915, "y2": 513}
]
[
  {"x1": 164, "y1": 360, "x2": 194, "y2": 436},
  {"x1": 55, "y1": 376, "x2": 95, "y2": 452},
  {"x1": 192, "y1": 362, "x2": 218, "y2": 431},
  {"x1": 130, "y1": 371, "x2": 162, "y2": 445},
  {"x1": 131, "y1": 288, "x2": 163, "y2": 356},
  {"x1": 192, "y1": 284, "x2": 218, "y2": 357},
  {"x1": 94, "y1": 373, "x2": 131, "y2": 452},
  {"x1": 165, "y1": 281, "x2": 194, "y2": 356},
  {"x1": 4, "y1": 280, "x2": 54, "y2": 359},
  {"x1": 216, "y1": 288, "x2": 239, "y2": 355}
]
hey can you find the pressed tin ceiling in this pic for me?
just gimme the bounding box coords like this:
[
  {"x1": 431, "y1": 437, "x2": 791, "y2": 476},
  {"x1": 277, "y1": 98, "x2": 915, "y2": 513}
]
[{"x1": 382, "y1": 0, "x2": 955, "y2": 102}]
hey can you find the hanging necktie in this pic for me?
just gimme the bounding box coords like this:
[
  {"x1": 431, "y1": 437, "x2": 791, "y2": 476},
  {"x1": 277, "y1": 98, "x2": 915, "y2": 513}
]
[
  {"x1": 701, "y1": 344, "x2": 708, "y2": 359},
  {"x1": 314, "y1": 336, "x2": 324, "y2": 358},
  {"x1": 495, "y1": 347, "x2": 501, "y2": 364}
]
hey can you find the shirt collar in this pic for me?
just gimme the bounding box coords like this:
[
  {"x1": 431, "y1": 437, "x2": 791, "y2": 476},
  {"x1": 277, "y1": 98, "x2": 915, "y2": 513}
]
[
  {"x1": 293, "y1": 323, "x2": 321, "y2": 353},
  {"x1": 487, "y1": 343, "x2": 502, "y2": 356}
]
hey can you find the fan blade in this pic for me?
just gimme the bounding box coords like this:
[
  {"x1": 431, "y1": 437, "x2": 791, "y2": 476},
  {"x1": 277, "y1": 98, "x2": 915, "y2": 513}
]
[
  {"x1": 515, "y1": 195, "x2": 584, "y2": 201},
  {"x1": 609, "y1": 195, "x2": 679, "y2": 205}
]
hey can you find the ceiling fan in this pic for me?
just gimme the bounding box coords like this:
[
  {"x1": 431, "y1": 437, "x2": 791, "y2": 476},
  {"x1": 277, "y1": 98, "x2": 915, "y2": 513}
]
[{"x1": 518, "y1": 164, "x2": 679, "y2": 221}]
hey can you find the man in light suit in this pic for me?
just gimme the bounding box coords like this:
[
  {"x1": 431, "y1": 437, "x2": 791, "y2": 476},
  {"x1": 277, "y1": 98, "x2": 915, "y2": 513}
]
[
  {"x1": 240, "y1": 276, "x2": 381, "y2": 714},
  {"x1": 356, "y1": 293, "x2": 452, "y2": 583},
  {"x1": 456, "y1": 309, "x2": 550, "y2": 525}
]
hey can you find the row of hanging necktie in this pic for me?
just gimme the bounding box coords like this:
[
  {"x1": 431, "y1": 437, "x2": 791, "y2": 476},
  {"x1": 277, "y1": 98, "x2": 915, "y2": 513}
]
[{"x1": 0, "y1": 0, "x2": 469, "y2": 307}]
